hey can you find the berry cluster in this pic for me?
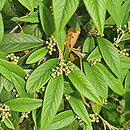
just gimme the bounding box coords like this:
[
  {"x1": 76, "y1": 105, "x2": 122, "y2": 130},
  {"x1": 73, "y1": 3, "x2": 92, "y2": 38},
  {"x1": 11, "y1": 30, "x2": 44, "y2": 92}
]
[
  {"x1": 36, "y1": 86, "x2": 45, "y2": 93},
  {"x1": 12, "y1": 88, "x2": 19, "y2": 98},
  {"x1": 6, "y1": 53, "x2": 20, "y2": 64},
  {"x1": 64, "y1": 94, "x2": 70, "y2": 100},
  {"x1": 103, "y1": 99, "x2": 108, "y2": 105},
  {"x1": 75, "y1": 115, "x2": 84, "y2": 127},
  {"x1": 0, "y1": 103, "x2": 11, "y2": 122},
  {"x1": 46, "y1": 35, "x2": 57, "y2": 55},
  {"x1": 21, "y1": 111, "x2": 30, "y2": 119},
  {"x1": 51, "y1": 61, "x2": 73, "y2": 78},
  {"x1": 89, "y1": 113, "x2": 99, "y2": 123},
  {"x1": 117, "y1": 49, "x2": 129, "y2": 57},
  {"x1": 88, "y1": 59, "x2": 101, "y2": 66}
]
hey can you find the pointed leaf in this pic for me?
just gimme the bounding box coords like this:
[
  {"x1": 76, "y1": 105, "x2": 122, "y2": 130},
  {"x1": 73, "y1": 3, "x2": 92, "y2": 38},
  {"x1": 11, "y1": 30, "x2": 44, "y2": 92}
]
[
  {"x1": 96, "y1": 63, "x2": 124, "y2": 95},
  {"x1": 68, "y1": 66, "x2": 102, "y2": 104},
  {"x1": 0, "y1": 59, "x2": 25, "y2": 79},
  {"x1": 4, "y1": 118, "x2": 15, "y2": 129},
  {"x1": 41, "y1": 75, "x2": 64, "y2": 130},
  {"x1": 10, "y1": 73, "x2": 28, "y2": 97},
  {"x1": 68, "y1": 96, "x2": 92, "y2": 128},
  {"x1": 26, "y1": 58, "x2": 58, "y2": 93},
  {"x1": 53, "y1": 0, "x2": 80, "y2": 49},
  {"x1": 87, "y1": 46, "x2": 102, "y2": 62},
  {"x1": 50, "y1": 110, "x2": 75, "y2": 129},
  {"x1": 0, "y1": 33, "x2": 43, "y2": 53},
  {"x1": 83, "y1": 0, "x2": 107, "y2": 35},
  {"x1": 5, "y1": 98, "x2": 42, "y2": 112},
  {"x1": 39, "y1": 4, "x2": 55, "y2": 35},
  {"x1": 53, "y1": 0, "x2": 80, "y2": 31},
  {"x1": 107, "y1": 0, "x2": 122, "y2": 26},
  {"x1": 83, "y1": 62, "x2": 108, "y2": 99},
  {"x1": 26, "y1": 47, "x2": 48, "y2": 64},
  {"x1": 97, "y1": 38, "x2": 121, "y2": 78},
  {"x1": 82, "y1": 36, "x2": 95, "y2": 53}
]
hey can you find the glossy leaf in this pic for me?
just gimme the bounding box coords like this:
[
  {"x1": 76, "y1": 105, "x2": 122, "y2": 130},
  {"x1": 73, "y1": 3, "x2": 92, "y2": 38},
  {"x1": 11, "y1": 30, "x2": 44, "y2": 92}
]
[
  {"x1": 53, "y1": 0, "x2": 80, "y2": 49},
  {"x1": 120, "y1": 0, "x2": 130, "y2": 25},
  {"x1": 40, "y1": 75, "x2": 64, "y2": 130},
  {"x1": 39, "y1": 4, "x2": 55, "y2": 35},
  {"x1": 3, "y1": 78, "x2": 14, "y2": 92},
  {"x1": 119, "y1": 55, "x2": 130, "y2": 70},
  {"x1": 68, "y1": 96, "x2": 92, "y2": 128},
  {"x1": 4, "y1": 118, "x2": 15, "y2": 129},
  {"x1": 53, "y1": 0, "x2": 80, "y2": 31},
  {"x1": 0, "y1": 59, "x2": 25, "y2": 79},
  {"x1": 125, "y1": 72, "x2": 130, "y2": 121},
  {"x1": 83, "y1": 62, "x2": 108, "y2": 99},
  {"x1": 96, "y1": 63, "x2": 124, "y2": 95},
  {"x1": 10, "y1": 73, "x2": 28, "y2": 97},
  {"x1": 97, "y1": 38, "x2": 121, "y2": 78},
  {"x1": 82, "y1": 36, "x2": 95, "y2": 53},
  {"x1": 50, "y1": 110, "x2": 75, "y2": 129},
  {"x1": 26, "y1": 58, "x2": 58, "y2": 93},
  {"x1": 15, "y1": 12, "x2": 39, "y2": 23},
  {"x1": 26, "y1": 47, "x2": 48, "y2": 64},
  {"x1": 0, "y1": 13, "x2": 4, "y2": 43},
  {"x1": 0, "y1": 33, "x2": 43, "y2": 53},
  {"x1": 83, "y1": 0, "x2": 107, "y2": 35},
  {"x1": 68, "y1": 66, "x2": 102, "y2": 104},
  {"x1": 107, "y1": 0, "x2": 122, "y2": 26},
  {"x1": 87, "y1": 46, "x2": 102, "y2": 62},
  {"x1": 18, "y1": 0, "x2": 42, "y2": 12},
  {"x1": 5, "y1": 98, "x2": 42, "y2": 112}
]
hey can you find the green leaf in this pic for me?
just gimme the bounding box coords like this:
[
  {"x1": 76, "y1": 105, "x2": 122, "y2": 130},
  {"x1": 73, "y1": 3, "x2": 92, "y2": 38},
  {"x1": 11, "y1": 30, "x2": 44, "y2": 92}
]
[
  {"x1": 10, "y1": 73, "x2": 28, "y2": 97},
  {"x1": 68, "y1": 15, "x2": 81, "y2": 31},
  {"x1": 40, "y1": 75, "x2": 64, "y2": 130},
  {"x1": 107, "y1": 0, "x2": 122, "y2": 26},
  {"x1": 53, "y1": 0, "x2": 80, "y2": 32},
  {"x1": 50, "y1": 110, "x2": 75, "y2": 129},
  {"x1": 53, "y1": 0, "x2": 80, "y2": 49},
  {"x1": 5, "y1": 98, "x2": 42, "y2": 112},
  {"x1": 0, "y1": 33, "x2": 43, "y2": 53},
  {"x1": 119, "y1": 55, "x2": 130, "y2": 70},
  {"x1": 0, "y1": 51, "x2": 6, "y2": 60},
  {"x1": 96, "y1": 63, "x2": 124, "y2": 95},
  {"x1": 18, "y1": 0, "x2": 42, "y2": 12},
  {"x1": 0, "y1": 13, "x2": 4, "y2": 43},
  {"x1": 26, "y1": 58, "x2": 58, "y2": 93},
  {"x1": 68, "y1": 96, "x2": 92, "y2": 128},
  {"x1": 125, "y1": 72, "x2": 130, "y2": 121},
  {"x1": 3, "y1": 78, "x2": 14, "y2": 92},
  {"x1": 83, "y1": 0, "x2": 107, "y2": 35},
  {"x1": 122, "y1": 33, "x2": 130, "y2": 41},
  {"x1": 87, "y1": 46, "x2": 102, "y2": 62},
  {"x1": 83, "y1": 62, "x2": 108, "y2": 99},
  {"x1": 0, "y1": 0, "x2": 7, "y2": 11},
  {"x1": 97, "y1": 38, "x2": 121, "y2": 78},
  {"x1": 26, "y1": 47, "x2": 48, "y2": 64},
  {"x1": 4, "y1": 118, "x2": 15, "y2": 129},
  {"x1": 0, "y1": 59, "x2": 25, "y2": 79},
  {"x1": 120, "y1": 0, "x2": 130, "y2": 25},
  {"x1": 39, "y1": 4, "x2": 55, "y2": 36},
  {"x1": 68, "y1": 66, "x2": 102, "y2": 104},
  {"x1": 82, "y1": 36, "x2": 95, "y2": 53},
  {"x1": 14, "y1": 12, "x2": 39, "y2": 23}
]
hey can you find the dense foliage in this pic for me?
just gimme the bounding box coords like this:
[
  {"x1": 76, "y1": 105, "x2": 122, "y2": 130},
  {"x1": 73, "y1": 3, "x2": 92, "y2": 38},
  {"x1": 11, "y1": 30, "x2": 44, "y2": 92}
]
[{"x1": 0, "y1": 0, "x2": 130, "y2": 130}]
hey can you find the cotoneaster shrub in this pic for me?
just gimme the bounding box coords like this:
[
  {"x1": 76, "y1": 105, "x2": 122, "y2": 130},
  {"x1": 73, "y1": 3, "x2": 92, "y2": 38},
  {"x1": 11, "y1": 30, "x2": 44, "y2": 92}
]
[{"x1": 0, "y1": 0, "x2": 130, "y2": 130}]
